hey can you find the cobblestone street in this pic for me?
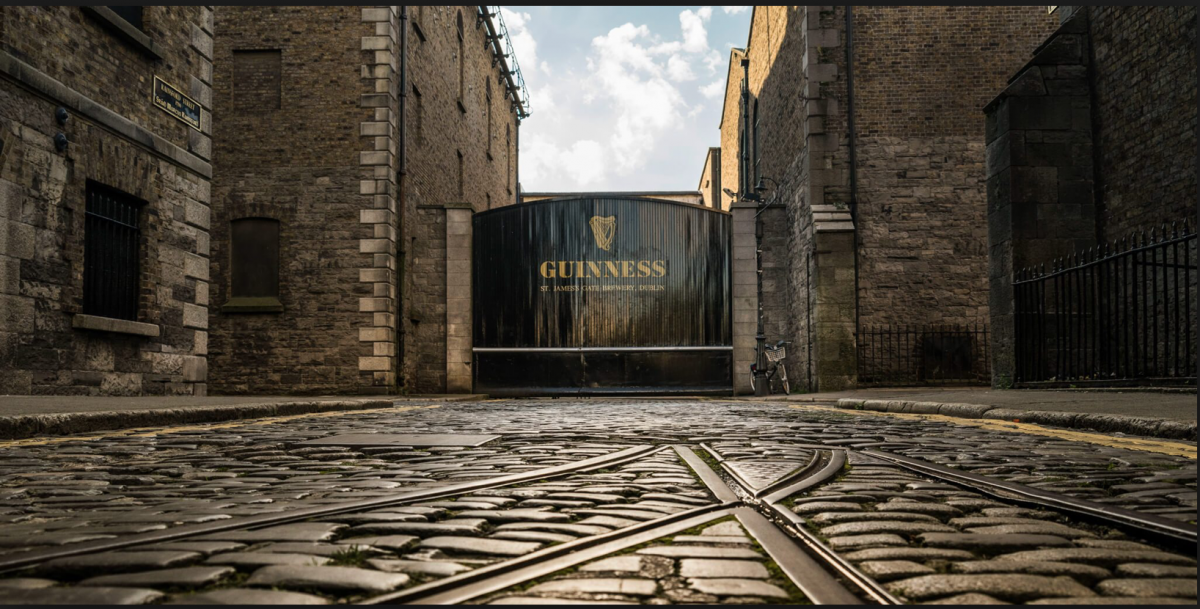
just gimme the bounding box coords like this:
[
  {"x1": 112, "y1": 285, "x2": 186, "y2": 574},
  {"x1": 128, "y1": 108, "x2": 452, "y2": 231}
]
[{"x1": 0, "y1": 399, "x2": 1194, "y2": 604}]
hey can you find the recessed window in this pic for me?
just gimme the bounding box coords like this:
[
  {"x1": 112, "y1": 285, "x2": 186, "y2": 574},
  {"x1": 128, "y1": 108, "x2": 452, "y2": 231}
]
[
  {"x1": 486, "y1": 78, "x2": 493, "y2": 159},
  {"x1": 413, "y1": 6, "x2": 427, "y2": 41},
  {"x1": 412, "y1": 84, "x2": 425, "y2": 147},
  {"x1": 227, "y1": 218, "x2": 282, "y2": 312},
  {"x1": 233, "y1": 50, "x2": 282, "y2": 112},
  {"x1": 457, "y1": 11, "x2": 465, "y2": 109},
  {"x1": 753, "y1": 99, "x2": 761, "y2": 187},
  {"x1": 457, "y1": 150, "x2": 465, "y2": 198},
  {"x1": 108, "y1": 6, "x2": 144, "y2": 30},
  {"x1": 84, "y1": 181, "x2": 144, "y2": 321}
]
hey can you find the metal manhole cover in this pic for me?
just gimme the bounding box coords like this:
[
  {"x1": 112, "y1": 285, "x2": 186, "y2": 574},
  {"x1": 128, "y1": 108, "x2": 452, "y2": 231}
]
[{"x1": 296, "y1": 433, "x2": 500, "y2": 447}]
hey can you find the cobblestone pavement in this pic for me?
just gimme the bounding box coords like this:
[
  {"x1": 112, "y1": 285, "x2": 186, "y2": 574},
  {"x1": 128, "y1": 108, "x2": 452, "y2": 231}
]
[{"x1": 0, "y1": 399, "x2": 1194, "y2": 604}]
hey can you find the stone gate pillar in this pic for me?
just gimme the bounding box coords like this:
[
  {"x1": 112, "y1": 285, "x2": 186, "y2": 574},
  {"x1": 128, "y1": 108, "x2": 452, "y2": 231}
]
[
  {"x1": 445, "y1": 202, "x2": 473, "y2": 393},
  {"x1": 731, "y1": 201, "x2": 757, "y2": 395},
  {"x1": 985, "y1": 13, "x2": 1096, "y2": 387}
]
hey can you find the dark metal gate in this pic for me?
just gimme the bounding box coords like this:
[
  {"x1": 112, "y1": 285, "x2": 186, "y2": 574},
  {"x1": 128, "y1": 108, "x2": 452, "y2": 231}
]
[{"x1": 473, "y1": 196, "x2": 731, "y2": 395}]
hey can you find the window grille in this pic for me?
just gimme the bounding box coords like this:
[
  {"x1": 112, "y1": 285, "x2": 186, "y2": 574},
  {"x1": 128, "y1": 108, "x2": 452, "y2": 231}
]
[{"x1": 84, "y1": 181, "x2": 143, "y2": 321}]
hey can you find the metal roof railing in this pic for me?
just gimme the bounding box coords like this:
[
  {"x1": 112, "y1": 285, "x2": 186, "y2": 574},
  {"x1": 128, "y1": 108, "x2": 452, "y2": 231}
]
[{"x1": 478, "y1": 6, "x2": 531, "y2": 120}]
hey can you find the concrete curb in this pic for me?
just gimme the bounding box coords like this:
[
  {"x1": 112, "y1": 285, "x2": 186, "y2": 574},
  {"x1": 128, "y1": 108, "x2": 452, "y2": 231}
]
[
  {"x1": 834, "y1": 398, "x2": 1197, "y2": 441},
  {"x1": 0, "y1": 399, "x2": 393, "y2": 441}
]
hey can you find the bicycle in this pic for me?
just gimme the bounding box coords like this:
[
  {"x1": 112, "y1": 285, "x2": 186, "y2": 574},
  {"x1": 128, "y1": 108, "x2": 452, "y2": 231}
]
[{"x1": 749, "y1": 340, "x2": 790, "y2": 395}]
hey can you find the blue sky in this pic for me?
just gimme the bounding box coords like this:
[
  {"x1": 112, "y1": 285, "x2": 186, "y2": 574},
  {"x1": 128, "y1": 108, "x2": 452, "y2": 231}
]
[{"x1": 502, "y1": 6, "x2": 753, "y2": 192}]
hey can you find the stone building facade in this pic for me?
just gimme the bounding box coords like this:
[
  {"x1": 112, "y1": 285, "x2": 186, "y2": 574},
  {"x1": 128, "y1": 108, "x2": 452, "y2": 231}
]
[
  {"x1": 210, "y1": 6, "x2": 522, "y2": 395},
  {"x1": 0, "y1": 7, "x2": 214, "y2": 396},
  {"x1": 721, "y1": 6, "x2": 1056, "y2": 392},
  {"x1": 986, "y1": 6, "x2": 1197, "y2": 385},
  {"x1": 697, "y1": 148, "x2": 721, "y2": 209}
]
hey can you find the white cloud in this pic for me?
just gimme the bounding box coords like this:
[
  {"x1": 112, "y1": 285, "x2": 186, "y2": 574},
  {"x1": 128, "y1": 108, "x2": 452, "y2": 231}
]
[
  {"x1": 517, "y1": 8, "x2": 728, "y2": 190},
  {"x1": 722, "y1": 6, "x2": 749, "y2": 15},
  {"x1": 667, "y1": 55, "x2": 696, "y2": 82},
  {"x1": 521, "y1": 136, "x2": 608, "y2": 187},
  {"x1": 699, "y1": 79, "x2": 725, "y2": 99},
  {"x1": 500, "y1": 8, "x2": 548, "y2": 76},
  {"x1": 679, "y1": 8, "x2": 710, "y2": 54},
  {"x1": 702, "y1": 49, "x2": 724, "y2": 75}
]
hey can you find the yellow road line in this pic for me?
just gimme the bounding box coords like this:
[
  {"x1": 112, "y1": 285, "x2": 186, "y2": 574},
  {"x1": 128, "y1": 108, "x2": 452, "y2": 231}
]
[
  {"x1": 792, "y1": 405, "x2": 1197, "y2": 459},
  {"x1": 0, "y1": 405, "x2": 439, "y2": 449}
]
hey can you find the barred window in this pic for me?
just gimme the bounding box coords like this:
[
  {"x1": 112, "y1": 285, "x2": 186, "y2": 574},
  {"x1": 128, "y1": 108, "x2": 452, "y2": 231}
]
[{"x1": 84, "y1": 181, "x2": 144, "y2": 321}]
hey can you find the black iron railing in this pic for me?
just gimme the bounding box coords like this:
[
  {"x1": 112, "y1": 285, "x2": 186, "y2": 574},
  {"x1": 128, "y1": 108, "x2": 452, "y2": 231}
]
[
  {"x1": 1013, "y1": 222, "x2": 1196, "y2": 386},
  {"x1": 858, "y1": 324, "x2": 991, "y2": 386}
]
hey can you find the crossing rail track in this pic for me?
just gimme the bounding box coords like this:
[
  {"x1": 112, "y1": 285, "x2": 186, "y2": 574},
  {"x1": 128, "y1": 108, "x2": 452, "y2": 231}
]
[{"x1": 0, "y1": 400, "x2": 1194, "y2": 604}]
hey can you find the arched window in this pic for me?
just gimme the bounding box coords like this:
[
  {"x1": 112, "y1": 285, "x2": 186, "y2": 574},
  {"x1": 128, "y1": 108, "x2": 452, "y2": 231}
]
[
  {"x1": 227, "y1": 217, "x2": 282, "y2": 312},
  {"x1": 456, "y1": 11, "x2": 465, "y2": 105},
  {"x1": 752, "y1": 99, "x2": 761, "y2": 187},
  {"x1": 486, "y1": 78, "x2": 493, "y2": 158}
]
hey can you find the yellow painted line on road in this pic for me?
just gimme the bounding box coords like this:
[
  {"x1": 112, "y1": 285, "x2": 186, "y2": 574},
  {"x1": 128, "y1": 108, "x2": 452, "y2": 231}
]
[
  {"x1": 791, "y1": 404, "x2": 1197, "y2": 459},
  {"x1": 0, "y1": 405, "x2": 439, "y2": 449}
]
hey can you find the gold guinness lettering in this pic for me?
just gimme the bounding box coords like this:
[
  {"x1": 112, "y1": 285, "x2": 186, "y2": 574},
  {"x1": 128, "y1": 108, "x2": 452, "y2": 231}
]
[{"x1": 538, "y1": 260, "x2": 667, "y2": 279}]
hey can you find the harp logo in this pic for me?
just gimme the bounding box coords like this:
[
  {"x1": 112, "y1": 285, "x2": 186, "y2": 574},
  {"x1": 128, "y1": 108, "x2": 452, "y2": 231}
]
[{"x1": 589, "y1": 216, "x2": 616, "y2": 251}]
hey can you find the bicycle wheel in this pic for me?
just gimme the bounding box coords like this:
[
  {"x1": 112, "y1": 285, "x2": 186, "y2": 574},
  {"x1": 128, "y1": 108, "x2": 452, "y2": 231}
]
[
  {"x1": 777, "y1": 364, "x2": 790, "y2": 395},
  {"x1": 748, "y1": 367, "x2": 756, "y2": 393}
]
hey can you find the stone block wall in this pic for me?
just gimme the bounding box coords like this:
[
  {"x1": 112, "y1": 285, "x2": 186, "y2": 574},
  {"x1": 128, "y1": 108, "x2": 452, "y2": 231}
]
[
  {"x1": 850, "y1": 7, "x2": 1056, "y2": 331},
  {"x1": 1088, "y1": 6, "x2": 1197, "y2": 240},
  {"x1": 0, "y1": 6, "x2": 213, "y2": 396},
  {"x1": 730, "y1": 202, "x2": 756, "y2": 394},
  {"x1": 444, "y1": 203, "x2": 472, "y2": 392},
  {"x1": 723, "y1": 6, "x2": 1053, "y2": 391},
  {"x1": 985, "y1": 12, "x2": 1099, "y2": 386},
  {"x1": 400, "y1": 6, "x2": 522, "y2": 393},
  {"x1": 985, "y1": 7, "x2": 1196, "y2": 385},
  {"x1": 209, "y1": 6, "x2": 381, "y2": 395},
  {"x1": 208, "y1": 6, "x2": 519, "y2": 395},
  {"x1": 409, "y1": 205, "x2": 447, "y2": 392}
]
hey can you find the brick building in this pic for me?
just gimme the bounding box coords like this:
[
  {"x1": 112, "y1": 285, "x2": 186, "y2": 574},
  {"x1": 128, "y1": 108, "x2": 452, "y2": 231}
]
[
  {"x1": 986, "y1": 6, "x2": 1197, "y2": 385},
  {"x1": 697, "y1": 147, "x2": 721, "y2": 209},
  {"x1": 210, "y1": 6, "x2": 524, "y2": 395},
  {"x1": 1, "y1": 7, "x2": 214, "y2": 396},
  {"x1": 719, "y1": 7, "x2": 1056, "y2": 392}
]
